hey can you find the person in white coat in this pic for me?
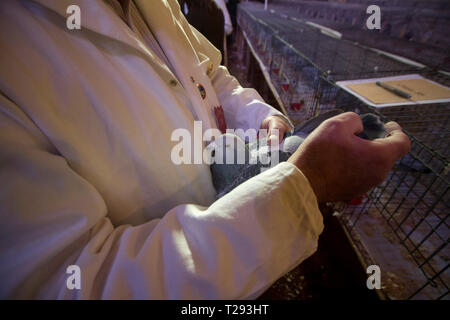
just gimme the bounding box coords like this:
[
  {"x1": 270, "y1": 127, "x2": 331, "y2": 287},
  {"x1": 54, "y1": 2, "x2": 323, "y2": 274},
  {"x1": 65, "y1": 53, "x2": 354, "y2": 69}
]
[{"x1": 0, "y1": 0, "x2": 410, "y2": 299}]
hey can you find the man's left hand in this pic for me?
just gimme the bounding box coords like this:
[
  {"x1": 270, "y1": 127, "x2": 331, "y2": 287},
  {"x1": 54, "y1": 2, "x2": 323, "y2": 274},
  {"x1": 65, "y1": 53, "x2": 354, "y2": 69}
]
[{"x1": 260, "y1": 116, "x2": 292, "y2": 145}]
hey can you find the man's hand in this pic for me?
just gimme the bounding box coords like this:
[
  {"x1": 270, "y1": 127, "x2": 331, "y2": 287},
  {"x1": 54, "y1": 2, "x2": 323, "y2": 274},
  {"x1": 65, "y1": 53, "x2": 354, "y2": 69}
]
[
  {"x1": 287, "y1": 112, "x2": 411, "y2": 203},
  {"x1": 260, "y1": 115, "x2": 292, "y2": 145}
]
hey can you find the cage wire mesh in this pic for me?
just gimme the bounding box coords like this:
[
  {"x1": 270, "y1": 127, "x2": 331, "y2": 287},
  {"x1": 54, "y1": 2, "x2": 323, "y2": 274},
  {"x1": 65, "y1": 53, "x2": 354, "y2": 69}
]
[
  {"x1": 328, "y1": 87, "x2": 449, "y2": 299},
  {"x1": 238, "y1": 3, "x2": 449, "y2": 300}
]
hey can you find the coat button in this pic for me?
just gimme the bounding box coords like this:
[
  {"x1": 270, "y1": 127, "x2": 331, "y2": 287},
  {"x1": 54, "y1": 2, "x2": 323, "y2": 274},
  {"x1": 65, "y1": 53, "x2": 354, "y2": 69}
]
[
  {"x1": 196, "y1": 83, "x2": 206, "y2": 99},
  {"x1": 169, "y1": 79, "x2": 178, "y2": 87}
]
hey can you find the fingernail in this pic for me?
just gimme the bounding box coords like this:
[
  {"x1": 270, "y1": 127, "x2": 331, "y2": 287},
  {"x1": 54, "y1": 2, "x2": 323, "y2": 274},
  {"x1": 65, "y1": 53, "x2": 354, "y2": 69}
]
[{"x1": 267, "y1": 134, "x2": 278, "y2": 145}]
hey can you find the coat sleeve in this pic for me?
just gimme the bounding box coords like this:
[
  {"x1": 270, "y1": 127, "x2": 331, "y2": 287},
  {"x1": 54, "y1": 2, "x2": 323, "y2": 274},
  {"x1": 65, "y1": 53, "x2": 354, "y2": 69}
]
[
  {"x1": 170, "y1": 0, "x2": 292, "y2": 132},
  {"x1": 209, "y1": 65, "x2": 293, "y2": 132},
  {"x1": 0, "y1": 94, "x2": 323, "y2": 299}
]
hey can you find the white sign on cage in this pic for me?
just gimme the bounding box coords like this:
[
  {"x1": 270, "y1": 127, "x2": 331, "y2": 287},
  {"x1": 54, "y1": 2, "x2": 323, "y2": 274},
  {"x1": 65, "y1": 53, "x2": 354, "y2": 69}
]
[{"x1": 336, "y1": 74, "x2": 450, "y2": 108}]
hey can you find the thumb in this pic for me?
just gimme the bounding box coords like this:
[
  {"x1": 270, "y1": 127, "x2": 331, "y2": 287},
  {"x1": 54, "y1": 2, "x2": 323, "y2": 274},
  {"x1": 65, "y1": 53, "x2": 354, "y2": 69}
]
[{"x1": 378, "y1": 121, "x2": 411, "y2": 158}]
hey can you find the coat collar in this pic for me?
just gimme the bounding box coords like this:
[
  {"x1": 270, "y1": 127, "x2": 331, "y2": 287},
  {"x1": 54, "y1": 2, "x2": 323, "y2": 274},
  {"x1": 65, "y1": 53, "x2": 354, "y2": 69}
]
[
  {"x1": 133, "y1": 0, "x2": 221, "y2": 70},
  {"x1": 133, "y1": 0, "x2": 219, "y2": 128}
]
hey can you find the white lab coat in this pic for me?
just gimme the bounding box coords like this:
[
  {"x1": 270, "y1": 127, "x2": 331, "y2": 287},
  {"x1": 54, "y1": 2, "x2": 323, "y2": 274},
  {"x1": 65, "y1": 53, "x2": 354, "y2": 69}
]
[{"x1": 0, "y1": 0, "x2": 323, "y2": 299}]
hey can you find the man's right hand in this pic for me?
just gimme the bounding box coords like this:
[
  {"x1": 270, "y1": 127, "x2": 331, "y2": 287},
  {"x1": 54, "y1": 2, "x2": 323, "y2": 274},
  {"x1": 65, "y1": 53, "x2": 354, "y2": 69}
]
[{"x1": 287, "y1": 112, "x2": 411, "y2": 203}]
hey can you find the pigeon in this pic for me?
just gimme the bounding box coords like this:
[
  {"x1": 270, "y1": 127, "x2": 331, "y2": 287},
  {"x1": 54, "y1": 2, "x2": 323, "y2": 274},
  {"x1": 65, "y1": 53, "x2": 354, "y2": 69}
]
[
  {"x1": 356, "y1": 114, "x2": 430, "y2": 173},
  {"x1": 357, "y1": 113, "x2": 387, "y2": 140},
  {"x1": 210, "y1": 110, "x2": 389, "y2": 199},
  {"x1": 206, "y1": 133, "x2": 250, "y2": 193}
]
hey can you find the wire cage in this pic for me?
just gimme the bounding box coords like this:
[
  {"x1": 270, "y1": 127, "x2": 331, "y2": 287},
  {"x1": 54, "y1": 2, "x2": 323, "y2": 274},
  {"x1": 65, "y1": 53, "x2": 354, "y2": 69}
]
[
  {"x1": 237, "y1": 5, "x2": 423, "y2": 125},
  {"x1": 248, "y1": 0, "x2": 450, "y2": 71},
  {"x1": 317, "y1": 73, "x2": 450, "y2": 161},
  {"x1": 237, "y1": 3, "x2": 449, "y2": 300},
  {"x1": 325, "y1": 85, "x2": 450, "y2": 300}
]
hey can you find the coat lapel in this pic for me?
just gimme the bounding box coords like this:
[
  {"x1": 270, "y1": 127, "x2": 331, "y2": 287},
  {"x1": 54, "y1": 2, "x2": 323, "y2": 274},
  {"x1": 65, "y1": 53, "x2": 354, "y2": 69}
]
[{"x1": 134, "y1": 0, "x2": 217, "y2": 129}]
